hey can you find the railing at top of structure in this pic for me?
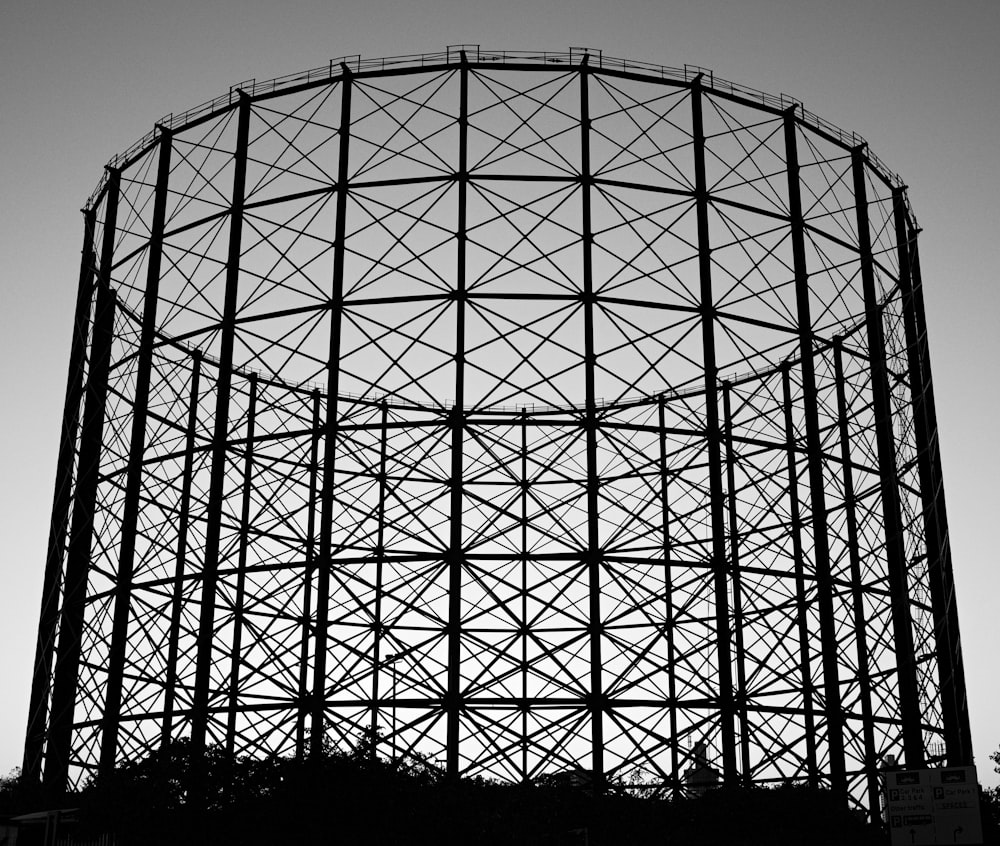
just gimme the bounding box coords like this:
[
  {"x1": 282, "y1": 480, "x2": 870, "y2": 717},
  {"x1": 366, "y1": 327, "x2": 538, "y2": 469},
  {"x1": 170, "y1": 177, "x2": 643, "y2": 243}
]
[{"x1": 85, "y1": 46, "x2": 908, "y2": 213}]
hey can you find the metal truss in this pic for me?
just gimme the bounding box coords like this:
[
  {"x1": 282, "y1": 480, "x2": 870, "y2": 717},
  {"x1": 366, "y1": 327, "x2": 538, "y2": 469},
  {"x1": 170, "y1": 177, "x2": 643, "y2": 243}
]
[{"x1": 24, "y1": 48, "x2": 971, "y2": 816}]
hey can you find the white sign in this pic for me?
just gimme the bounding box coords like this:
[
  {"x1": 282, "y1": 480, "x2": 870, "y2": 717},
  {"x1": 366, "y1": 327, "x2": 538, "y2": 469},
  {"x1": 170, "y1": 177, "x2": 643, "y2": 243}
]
[{"x1": 885, "y1": 766, "x2": 983, "y2": 845}]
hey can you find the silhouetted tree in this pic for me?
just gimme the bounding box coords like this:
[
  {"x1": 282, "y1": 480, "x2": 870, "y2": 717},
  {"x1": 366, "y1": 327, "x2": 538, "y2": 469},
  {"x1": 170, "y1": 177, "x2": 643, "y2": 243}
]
[
  {"x1": 45, "y1": 741, "x2": 894, "y2": 845},
  {"x1": 979, "y1": 745, "x2": 1000, "y2": 843}
]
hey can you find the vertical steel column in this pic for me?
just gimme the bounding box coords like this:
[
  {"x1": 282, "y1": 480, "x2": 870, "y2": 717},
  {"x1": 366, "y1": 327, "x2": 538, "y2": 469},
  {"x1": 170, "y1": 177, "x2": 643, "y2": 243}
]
[
  {"x1": 191, "y1": 93, "x2": 252, "y2": 769},
  {"x1": 907, "y1": 239, "x2": 972, "y2": 763},
  {"x1": 445, "y1": 53, "x2": 470, "y2": 779},
  {"x1": 24, "y1": 207, "x2": 98, "y2": 783},
  {"x1": 370, "y1": 401, "x2": 389, "y2": 755},
  {"x1": 100, "y1": 129, "x2": 174, "y2": 775},
  {"x1": 296, "y1": 390, "x2": 321, "y2": 759},
  {"x1": 781, "y1": 364, "x2": 818, "y2": 783},
  {"x1": 225, "y1": 374, "x2": 258, "y2": 759},
  {"x1": 690, "y1": 76, "x2": 737, "y2": 781},
  {"x1": 519, "y1": 408, "x2": 529, "y2": 783},
  {"x1": 657, "y1": 397, "x2": 679, "y2": 796},
  {"x1": 313, "y1": 68, "x2": 353, "y2": 757},
  {"x1": 832, "y1": 338, "x2": 879, "y2": 813},
  {"x1": 893, "y1": 194, "x2": 962, "y2": 763},
  {"x1": 161, "y1": 351, "x2": 202, "y2": 748},
  {"x1": 852, "y1": 148, "x2": 923, "y2": 765},
  {"x1": 785, "y1": 112, "x2": 845, "y2": 793},
  {"x1": 45, "y1": 169, "x2": 121, "y2": 788},
  {"x1": 578, "y1": 55, "x2": 606, "y2": 791},
  {"x1": 721, "y1": 383, "x2": 750, "y2": 782}
]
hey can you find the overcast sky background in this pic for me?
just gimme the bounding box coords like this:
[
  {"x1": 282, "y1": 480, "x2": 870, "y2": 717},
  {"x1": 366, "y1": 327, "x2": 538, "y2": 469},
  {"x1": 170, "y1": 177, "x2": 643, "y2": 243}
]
[{"x1": 1, "y1": 0, "x2": 997, "y2": 786}]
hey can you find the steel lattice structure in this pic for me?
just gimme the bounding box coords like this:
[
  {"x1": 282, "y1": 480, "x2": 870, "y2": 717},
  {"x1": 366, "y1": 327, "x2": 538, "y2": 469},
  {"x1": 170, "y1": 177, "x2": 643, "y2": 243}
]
[{"x1": 24, "y1": 47, "x2": 971, "y2": 814}]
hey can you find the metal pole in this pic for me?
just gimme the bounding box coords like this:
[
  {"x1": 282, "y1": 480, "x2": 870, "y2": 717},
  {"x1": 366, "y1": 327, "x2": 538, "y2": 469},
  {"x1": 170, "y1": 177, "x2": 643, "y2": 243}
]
[
  {"x1": 907, "y1": 238, "x2": 973, "y2": 764},
  {"x1": 46, "y1": 168, "x2": 121, "y2": 788},
  {"x1": 520, "y1": 408, "x2": 529, "y2": 784},
  {"x1": 371, "y1": 401, "x2": 389, "y2": 755},
  {"x1": 225, "y1": 373, "x2": 258, "y2": 759},
  {"x1": 23, "y1": 207, "x2": 98, "y2": 783},
  {"x1": 690, "y1": 76, "x2": 737, "y2": 782},
  {"x1": 781, "y1": 363, "x2": 818, "y2": 784},
  {"x1": 392, "y1": 656, "x2": 398, "y2": 765},
  {"x1": 313, "y1": 67, "x2": 353, "y2": 758},
  {"x1": 101, "y1": 129, "x2": 173, "y2": 776},
  {"x1": 191, "y1": 92, "x2": 252, "y2": 776},
  {"x1": 657, "y1": 397, "x2": 680, "y2": 797},
  {"x1": 832, "y1": 338, "x2": 879, "y2": 813},
  {"x1": 721, "y1": 382, "x2": 750, "y2": 783},
  {"x1": 892, "y1": 193, "x2": 962, "y2": 764},
  {"x1": 161, "y1": 351, "x2": 202, "y2": 748},
  {"x1": 579, "y1": 55, "x2": 606, "y2": 792},
  {"x1": 852, "y1": 147, "x2": 923, "y2": 766},
  {"x1": 445, "y1": 52, "x2": 470, "y2": 780},
  {"x1": 296, "y1": 390, "x2": 321, "y2": 759},
  {"x1": 784, "y1": 111, "x2": 845, "y2": 793}
]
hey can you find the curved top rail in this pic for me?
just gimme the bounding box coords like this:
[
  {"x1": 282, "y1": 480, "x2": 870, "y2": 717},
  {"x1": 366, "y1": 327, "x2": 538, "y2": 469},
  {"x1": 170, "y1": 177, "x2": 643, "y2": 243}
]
[{"x1": 84, "y1": 46, "x2": 911, "y2": 220}]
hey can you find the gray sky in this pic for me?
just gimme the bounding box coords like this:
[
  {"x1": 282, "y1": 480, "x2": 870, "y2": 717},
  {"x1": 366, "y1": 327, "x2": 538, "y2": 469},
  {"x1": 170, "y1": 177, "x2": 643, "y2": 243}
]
[{"x1": 2, "y1": 0, "x2": 998, "y2": 786}]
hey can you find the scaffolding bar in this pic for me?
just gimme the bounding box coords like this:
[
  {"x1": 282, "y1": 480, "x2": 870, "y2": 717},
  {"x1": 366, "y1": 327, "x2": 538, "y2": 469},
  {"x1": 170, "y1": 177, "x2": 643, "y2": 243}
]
[
  {"x1": 191, "y1": 94, "x2": 252, "y2": 779},
  {"x1": 23, "y1": 207, "x2": 98, "y2": 783},
  {"x1": 45, "y1": 170, "x2": 121, "y2": 788},
  {"x1": 852, "y1": 148, "x2": 923, "y2": 766},
  {"x1": 691, "y1": 77, "x2": 737, "y2": 782}
]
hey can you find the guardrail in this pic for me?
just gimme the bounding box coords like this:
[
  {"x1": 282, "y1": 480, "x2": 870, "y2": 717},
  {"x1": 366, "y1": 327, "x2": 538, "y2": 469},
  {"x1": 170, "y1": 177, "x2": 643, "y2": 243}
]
[{"x1": 85, "y1": 46, "x2": 909, "y2": 215}]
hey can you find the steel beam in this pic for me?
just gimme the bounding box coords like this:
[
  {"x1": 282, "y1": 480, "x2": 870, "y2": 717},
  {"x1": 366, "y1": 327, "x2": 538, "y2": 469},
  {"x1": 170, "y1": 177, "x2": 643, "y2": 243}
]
[
  {"x1": 690, "y1": 77, "x2": 737, "y2": 782},
  {"x1": 852, "y1": 148, "x2": 923, "y2": 766},
  {"x1": 904, "y1": 226, "x2": 972, "y2": 764},
  {"x1": 296, "y1": 390, "x2": 321, "y2": 759},
  {"x1": 519, "y1": 408, "x2": 529, "y2": 783},
  {"x1": 191, "y1": 92, "x2": 252, "y2": 774},
  {"x1": 721, "y1": 382, "x2": 750, "y2": 783},
  {"x1": 23, "y1": 207, "x2": 98, "y2": 783},
  {"x1": 579, "y1": 55, "x2": 607, "y2": 792},
  {"x1": 313, "y1": 68, "x2": 353, "y2": 758},
  {"x1": 161, "y1": 351, "x2": 202, "y2": 748},
  {"x1": 657, "y1": 397, "x2": 680, "y2": 797},
  {"x1": 100, "y1": 129, "x2": 174, "y2": 775},
  {"x1": 832, "y1": 338, "x2": 879, "y2": 813},
  {"x1": 370, "y1": 401, "x2": 389, "y2": 757},
  {"x1": 892, "y1": 193, "x2": 957, "y2": 759},
  {"x1": 445, "y1": 53, "x2": 470, "y2": 779},
  {"x1": 781, "y1": 364, "x2": 819, "y2": 784},
  {"x1": 225, "y1": 373, "x2": 258, "y2": 759},
  {"x1": 785, "y1": 112, "x2": 846, "y2": 793},
  {"x1": 45, "y1": 169, "x2": 121, "y2": 788}
]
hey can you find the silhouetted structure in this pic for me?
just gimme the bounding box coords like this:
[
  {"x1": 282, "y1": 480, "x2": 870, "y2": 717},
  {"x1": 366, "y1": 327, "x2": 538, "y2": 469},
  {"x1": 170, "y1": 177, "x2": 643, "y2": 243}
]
[
  {"x1": 683, "y1": 742, "x2": 720, "y2": 795},
  {"x1": 24, "y1": 47, "x2": 970, "y2": 817}
]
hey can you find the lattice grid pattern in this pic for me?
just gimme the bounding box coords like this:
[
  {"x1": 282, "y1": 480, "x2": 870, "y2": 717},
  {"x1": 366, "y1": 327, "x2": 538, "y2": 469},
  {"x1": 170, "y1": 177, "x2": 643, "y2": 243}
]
[{"x1": 25, "y1": 51, "x2": 970, "y2": 818}]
